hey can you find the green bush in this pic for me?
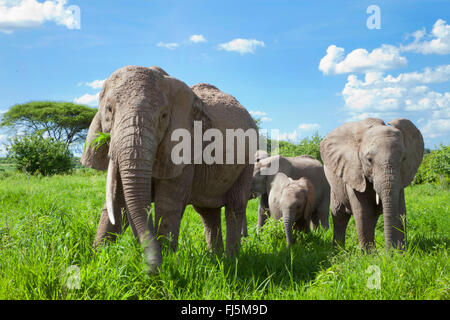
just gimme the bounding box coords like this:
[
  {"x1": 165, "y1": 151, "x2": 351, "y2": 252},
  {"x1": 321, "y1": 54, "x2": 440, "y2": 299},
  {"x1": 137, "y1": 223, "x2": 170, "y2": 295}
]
[
  {"x1": 6, "y1": 133, "x2": 74, "y2": 176},
  {"x1": 414, "y1": 144, "x2": 449, "y2": 186},
  {"x1": 270, "y1": 132, "x2": 323, "y2": 162}
]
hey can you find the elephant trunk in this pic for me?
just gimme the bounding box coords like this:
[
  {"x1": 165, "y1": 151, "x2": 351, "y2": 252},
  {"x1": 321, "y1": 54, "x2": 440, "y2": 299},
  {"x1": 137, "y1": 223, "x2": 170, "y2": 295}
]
[
  {"x1": 113, "y1": 115, "x2": 162, "y2": 273},
  {"x1": 377, "y1": 164, "x2": 405, "y2": 252},
  {"x1": 283, "y1": 216, "x2": 294, "y2": 248}
]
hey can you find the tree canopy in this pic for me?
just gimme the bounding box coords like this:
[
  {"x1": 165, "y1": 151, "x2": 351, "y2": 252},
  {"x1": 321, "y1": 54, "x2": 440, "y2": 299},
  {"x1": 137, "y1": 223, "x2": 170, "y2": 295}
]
[{"x1": 0, "y1": 101, "x2": 97, "y2": 146}]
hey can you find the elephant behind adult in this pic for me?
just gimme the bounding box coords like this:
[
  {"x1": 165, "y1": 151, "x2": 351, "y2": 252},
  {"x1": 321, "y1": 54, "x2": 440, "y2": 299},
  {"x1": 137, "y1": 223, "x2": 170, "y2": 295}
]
[
  {"x1": 268, "y1": 173, "x2": 315, "y2": 247},
  {"x1": 252, "y1": 155, "x2": 330, "y2": 231},
  {"x1": 320, "y1": 118, "x2": 424, "y2": 252},
  {"x1": 81, "y1": 65, "x2": 257, "y2": 273}
]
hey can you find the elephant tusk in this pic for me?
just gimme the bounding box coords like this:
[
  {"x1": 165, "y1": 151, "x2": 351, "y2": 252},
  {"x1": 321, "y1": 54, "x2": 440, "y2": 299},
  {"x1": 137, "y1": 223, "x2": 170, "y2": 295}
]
[
  {"x1": 106, "y1": 159, "x2": 117, "y2": 226},
  {"x1": 376, "y1": 193, "x2": 380, "y2": 206}
]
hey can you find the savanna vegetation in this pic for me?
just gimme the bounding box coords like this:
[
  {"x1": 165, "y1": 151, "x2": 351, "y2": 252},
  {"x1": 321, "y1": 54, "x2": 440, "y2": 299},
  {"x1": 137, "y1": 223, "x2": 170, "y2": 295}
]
[
  {"x1": 0, "y1": 170, "x2": 448, "y2": 299},
  {"x1": 0, "y1": 134, "x2": 448, "y2": 299}
]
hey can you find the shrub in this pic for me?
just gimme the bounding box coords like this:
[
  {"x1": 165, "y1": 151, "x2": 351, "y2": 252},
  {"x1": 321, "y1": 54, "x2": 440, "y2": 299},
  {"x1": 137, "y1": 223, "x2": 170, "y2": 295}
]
[
  {"x1": 6, "y1": 133, "x2": 74, "y2": 176},
  {"x1": 414, "y1": 144, "x2": 449, "y2": 186},
  {"x1": 270, "y1": 132, "x2": 323, "y2": 162}
]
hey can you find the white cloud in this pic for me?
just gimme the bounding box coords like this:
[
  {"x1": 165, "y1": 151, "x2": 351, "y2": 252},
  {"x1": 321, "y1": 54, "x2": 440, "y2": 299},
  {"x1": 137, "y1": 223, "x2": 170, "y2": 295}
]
[
  {"x1": 340, "y1": 66, "x2": 450, "y2": 140},
  {"x1": 298, "y1": 123, "x2": 320, "y2": 131},
  {"x1": 341, "y1": 65, "x2": 450, "y2": 114},
  {"x1": 218, "y1": 38, "x2": 265, "y2": 55},
  {"x1": 276, "y1": 123, "x2": 322, "y2": 143},
  {"x1": 421, "y1": 119, "x2": 450, "y2": 139},
  {"x1": 249, "y1": 110, "x2": 272, "y2": 122},
  {"x1": 278, "y1": 130, "x2": 297, "y2": 142},
  {"x1": 319, "y1": 44, "x2": 407, "y2": 75},
  {"x1": 84, "y1": 79, "x2": 105, "y2": 90},
  {"x1": 401, "y1": 19, "x2": 450, "y2": 55},
  {"x1": 189, "y1": 34, "x2": 206, "y2": 43},
  {"x1": 249, "y1": 110, "x2": 266, "y2": 117},
  {"x1": 320, "y1": 19, "x2": 450, "y2": 143},
  {"x1": 74, "y1": 92, "x2": 99, "y2": 106},
  {"x1": 157, "y1": 42, "x2": 179, "y2": 50},
  {"x1": 0, "y1": 0, "x2": 80, "y2": 34}
]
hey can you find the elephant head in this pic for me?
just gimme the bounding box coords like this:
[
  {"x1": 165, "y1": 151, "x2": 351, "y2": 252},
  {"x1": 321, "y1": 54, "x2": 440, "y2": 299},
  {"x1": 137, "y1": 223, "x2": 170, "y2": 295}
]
[
  {"x1": 81, "y1": 65, "x2": 209, "y2": 272},
  {"x1": 320, "y1": 118, "x2": 424, "y2": 251},
  {"x1": 273, "y1": 174, "x2": 314, "y2": 247}
]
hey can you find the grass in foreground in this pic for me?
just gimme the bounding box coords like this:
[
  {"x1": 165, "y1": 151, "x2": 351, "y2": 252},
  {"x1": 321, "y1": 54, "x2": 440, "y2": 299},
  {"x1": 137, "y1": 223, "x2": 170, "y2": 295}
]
[{"x1": 0, "y1": 171, "x2": 448, "y2": 299}]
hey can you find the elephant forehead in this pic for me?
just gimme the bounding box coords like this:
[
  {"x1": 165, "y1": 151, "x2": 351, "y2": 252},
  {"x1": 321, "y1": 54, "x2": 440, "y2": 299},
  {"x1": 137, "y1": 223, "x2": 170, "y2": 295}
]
[
  {"x1": 104, "y1": 74, "x2": 167, "y2": 107},
  {"x1": 363, "y1": 126, "x2": 402, "y2": 145}
]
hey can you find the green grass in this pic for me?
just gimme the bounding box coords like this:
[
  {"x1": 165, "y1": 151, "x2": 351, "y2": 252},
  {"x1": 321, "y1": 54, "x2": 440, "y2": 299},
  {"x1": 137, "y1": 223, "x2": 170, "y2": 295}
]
[{"x1": 0, "y1": 170, "x2": 448, "y2": 299}]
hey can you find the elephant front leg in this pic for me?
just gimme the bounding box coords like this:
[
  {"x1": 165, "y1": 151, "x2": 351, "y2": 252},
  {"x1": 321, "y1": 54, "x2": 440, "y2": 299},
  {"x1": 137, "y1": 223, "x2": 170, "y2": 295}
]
[
  {"x1": 93, "y1": 202, "x2": 127, "y2": 248},
  {"x1": 331, "y1": 191, "x2": 351, "y2": 249},
  {"x1": 154, "y1": 175, "x2": 192, "y2": 251},
  {"x1": 347, "y1": 187, "x2": 379, "y2": 252},
  {"x1": 257, "y1": 194, "x2": 269, "y2": 230}
]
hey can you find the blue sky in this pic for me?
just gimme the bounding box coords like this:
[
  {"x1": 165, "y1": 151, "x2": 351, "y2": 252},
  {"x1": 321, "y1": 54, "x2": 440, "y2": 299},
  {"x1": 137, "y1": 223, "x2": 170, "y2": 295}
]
[{"x1": 0, "y1": 0, "x2": 449, "y2": 155}]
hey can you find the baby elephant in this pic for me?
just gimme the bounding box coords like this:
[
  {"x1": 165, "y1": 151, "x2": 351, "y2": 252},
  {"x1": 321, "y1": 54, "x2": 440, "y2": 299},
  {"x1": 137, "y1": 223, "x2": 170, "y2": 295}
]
[{"x1": 268, "y1": 173, "x2": 315, "y2": 247}]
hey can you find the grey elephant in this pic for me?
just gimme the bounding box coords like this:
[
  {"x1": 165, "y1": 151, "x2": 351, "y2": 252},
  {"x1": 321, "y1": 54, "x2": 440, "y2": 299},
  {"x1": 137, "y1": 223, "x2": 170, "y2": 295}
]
[
  {"x1": 81, "y1": 65, "x2": 257, "y2": 273},
  {"x1": 240, "y1": 149, "x2": 270, "y2": 237},
  {"x1": 320, "y1": 118, "x2": 424, "y2": 252},
  {"x1": 252, "y1": 155, "x2": 330, "y2": 231},
  {"x1": 267, "y1": 173, "x2": 315, "y2": 247}
]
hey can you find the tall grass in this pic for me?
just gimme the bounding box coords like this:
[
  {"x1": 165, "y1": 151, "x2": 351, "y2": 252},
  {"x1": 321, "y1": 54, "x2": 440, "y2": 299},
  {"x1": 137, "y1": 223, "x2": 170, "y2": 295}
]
[{"x1": 0, "y1": 171, "x2": 448, "y2": 299}]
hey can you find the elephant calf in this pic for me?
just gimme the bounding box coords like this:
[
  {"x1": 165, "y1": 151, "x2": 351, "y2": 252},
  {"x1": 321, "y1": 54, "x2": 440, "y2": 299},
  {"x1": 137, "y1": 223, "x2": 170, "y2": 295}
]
[
  {"x1": 251, "y1": 154, "x2": 330, "y2": 232},
  {"x1": 268, "y1": 173, "x2": 315, "y2": 247}
]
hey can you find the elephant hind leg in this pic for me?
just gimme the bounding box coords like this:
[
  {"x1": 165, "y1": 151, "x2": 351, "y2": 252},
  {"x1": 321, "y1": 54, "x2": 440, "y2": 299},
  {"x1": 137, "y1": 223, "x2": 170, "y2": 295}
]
[{"x1": 194, "y1": 206, "x2": 224, "y2": 253}]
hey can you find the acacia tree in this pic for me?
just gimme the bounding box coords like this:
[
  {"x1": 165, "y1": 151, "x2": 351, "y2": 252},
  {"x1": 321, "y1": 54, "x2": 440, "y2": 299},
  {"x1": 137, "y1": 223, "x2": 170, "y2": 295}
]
[{"x1": 0, "y1": 101, "x2": 97, "y2": 146}]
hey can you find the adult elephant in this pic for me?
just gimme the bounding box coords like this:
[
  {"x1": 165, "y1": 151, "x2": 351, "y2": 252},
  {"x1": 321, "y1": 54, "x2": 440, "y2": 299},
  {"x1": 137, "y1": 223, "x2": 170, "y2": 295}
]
[
  {"x1": 81, "y1": 66, "x2": 257, "y2": 273},
  {"x1": 320, "y1": 118, "x2": 424, "y2": 252},
  {"x1": 252, "y1": 155, "x2": 330, "y2": 231}
]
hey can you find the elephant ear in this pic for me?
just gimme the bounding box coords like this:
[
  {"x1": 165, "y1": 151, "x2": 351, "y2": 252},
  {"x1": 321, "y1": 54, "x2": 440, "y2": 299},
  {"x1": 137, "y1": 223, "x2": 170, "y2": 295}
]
[
  {"x1": 320, "y1": 118, "x2": 385, "y2": 192},
  {"x1": 152, "y1": 77, "x2": 211, "y2": 179},
  {"x1": 388, "y1": 119, "x2": 424, "y2": 188},
  {"x1": 303, "y1": 179, "x2": 315, "y2": 221},
  {"x1": 81, "y1": 112, "x2": 109, "y2": 171}
]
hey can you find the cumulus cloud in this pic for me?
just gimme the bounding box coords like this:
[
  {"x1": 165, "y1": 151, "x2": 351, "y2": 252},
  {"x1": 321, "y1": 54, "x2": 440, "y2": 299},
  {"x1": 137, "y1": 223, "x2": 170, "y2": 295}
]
[
  {"x1": 74, "y1": 92, "x2": 99, "y2": 106},
  {"x1": 319, "y1": 44, "x2": 407, "y2": 75},
  {"x1": 341, "y1": 66, "x2": 450, "y2": 140},
  {"x1": 401, "y1": 19, "x2": 450, "y2": 55},
  {"x1": 342, "y1": 65, "x2": 450, "y2": 114},
  {"x1": 157, "y1": 42, "x2": 179, "y2": 50},
  {"x1": 320, "y1": 19, "x2": 450, "y2": 142},
  {"x1": 218, "y1": 38, "x2": 265, "y2": 55},
  {"x1": 84, "y1": 79, "x2": 105, "y2": 90},
  {"x1": 249, "y1": 110, "x2": 272, "y2": 122},
  {"x1": 189, "y1": 34, "x2": 206, "y2": 43},
  {"x1": 278, "y1": 130, "x2": 297, "y2": 142},
  {"x1": 298, "y1": 123, "x2": 321, "y2": 131},
  {"x1": 0, "y1": 0, "x2": 80, "y2": 33},
  {"x1": 421, "y1": 118, "x2": 450, "y2": 139},
  {"x1": 276, "y1": 123, "x2": 322, "y2": 143}
]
